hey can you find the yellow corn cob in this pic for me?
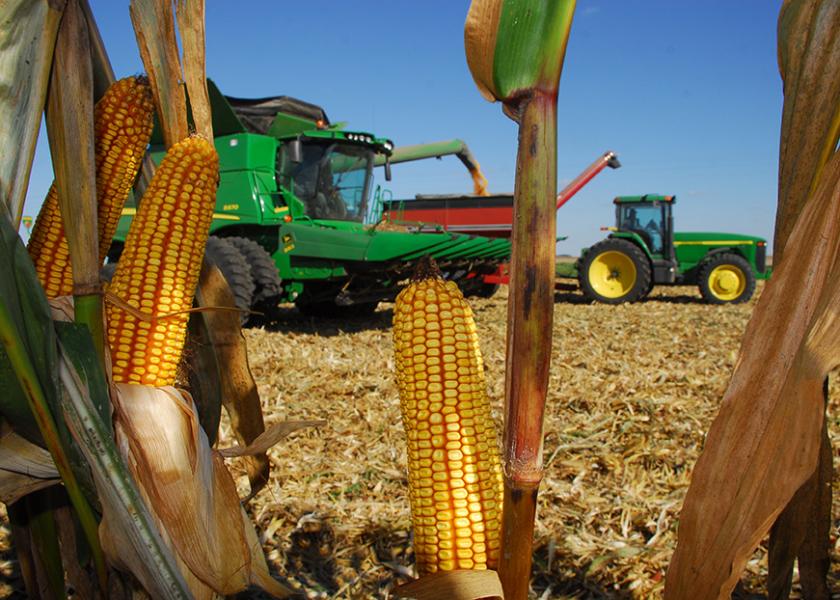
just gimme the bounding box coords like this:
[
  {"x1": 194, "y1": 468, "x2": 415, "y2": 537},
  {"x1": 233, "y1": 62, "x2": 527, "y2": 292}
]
[
  {"x1": 393, "y1": 260, "x2": 504, "y2": 575},
  {"x1": 27, "y1": 75, "x2": 155, "y2": 298},
  {"x1": 106, "y1": 136, "x2": 219, "y2": 386}
]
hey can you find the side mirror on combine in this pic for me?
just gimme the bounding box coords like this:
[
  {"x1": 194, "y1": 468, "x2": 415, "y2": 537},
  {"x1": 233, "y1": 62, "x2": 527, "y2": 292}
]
[
  {"x1": 288, "y1": 138, "x2": 303, "y2": 163},
  {"x1": 384, "y1": 157, "x2": 392, "y2": 182}
]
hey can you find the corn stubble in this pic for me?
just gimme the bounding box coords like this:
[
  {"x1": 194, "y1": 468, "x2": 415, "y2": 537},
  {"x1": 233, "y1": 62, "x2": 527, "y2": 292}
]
[
  {"x1": 393, "y1": 260, "x2": 503, "y2": 575},
  {"x1": 27, "y1": 75, "x2": 154, "y2": 298}
]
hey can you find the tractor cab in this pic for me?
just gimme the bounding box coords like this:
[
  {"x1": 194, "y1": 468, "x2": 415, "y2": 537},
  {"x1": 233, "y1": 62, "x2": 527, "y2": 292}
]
[
  {"x1": 614, "y1": 194, "x2": 674, "y2": 258},
  {"x1": 613, "y1": 194, "x2": 678, "y2": 285}
]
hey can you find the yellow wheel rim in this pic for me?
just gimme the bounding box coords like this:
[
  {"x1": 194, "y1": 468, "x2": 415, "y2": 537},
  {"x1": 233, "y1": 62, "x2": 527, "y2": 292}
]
[
  {"x1": 707, "y1": 264, "x2": 746, "y2": 301},
  {"x1": 588, "y1": 251, "x2": 637, "y2": 299}
]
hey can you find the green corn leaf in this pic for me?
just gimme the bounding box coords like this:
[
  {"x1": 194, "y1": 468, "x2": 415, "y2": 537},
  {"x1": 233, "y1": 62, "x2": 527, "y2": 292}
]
[
  {"x1": 25, "y1": 489, "x2": 67, "y2": 600},
  {"x1": 465, "y1": 0, "x2": 576, "y2": 119},
  {"x1": 0, "y1": 212, "x2": 55, "y2": 444},
  {"x1": 0, "y1": 212, "x2": 106, "y2": 588},
  {"x1": 54, "y1": 323, "x2": 112, "y2": 437}
]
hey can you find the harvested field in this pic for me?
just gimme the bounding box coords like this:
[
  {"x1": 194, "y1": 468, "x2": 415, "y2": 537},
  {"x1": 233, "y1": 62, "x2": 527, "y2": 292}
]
[{"x1": 1, "y1": 282, "x2": 838, "y2": 598}]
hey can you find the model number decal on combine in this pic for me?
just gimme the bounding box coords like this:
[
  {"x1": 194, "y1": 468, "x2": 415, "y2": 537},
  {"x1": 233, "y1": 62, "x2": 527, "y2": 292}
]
[
  {"x1": 282, "y1": 233, "x2": 295, "y2": 253},
  {"x1": 222, "y1": 203, "x2": 239, "y2": 211}
]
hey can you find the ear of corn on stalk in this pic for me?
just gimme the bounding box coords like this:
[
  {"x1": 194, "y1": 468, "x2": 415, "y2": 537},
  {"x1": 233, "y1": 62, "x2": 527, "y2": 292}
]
[
  {"x1": 393, "y1": 259, "x2": 504, "y2": 575},
  {"x1": 27, "y1": 76, "x2": 154, "y2": 298},
  {"x1": 105, "y1": 135, "x2": 218, "y2": 386},
  {"x1": 96, "y1": 131, "x2": 290, "y2": 597}
]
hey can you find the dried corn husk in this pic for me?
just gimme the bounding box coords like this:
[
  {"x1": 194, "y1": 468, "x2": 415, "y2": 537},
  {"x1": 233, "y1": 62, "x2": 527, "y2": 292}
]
[
  {"x1": 103, "y1": 382, "x2": 292, "y2": 599},
  {"x1": 0, "y1": 424, "x2": 59, "y2": 504},
  {"x1": 0, "y1": 0, "x2": 64, "y2": 227}
]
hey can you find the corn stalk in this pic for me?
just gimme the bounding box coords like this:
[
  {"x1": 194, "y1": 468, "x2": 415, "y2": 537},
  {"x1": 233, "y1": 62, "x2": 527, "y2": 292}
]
[
  {"x1": 665, "y1": 1, "x2": 840, "y2": 597},
  {"x1": 465, "y1": 2, "x2": 576, "y2": 598}
]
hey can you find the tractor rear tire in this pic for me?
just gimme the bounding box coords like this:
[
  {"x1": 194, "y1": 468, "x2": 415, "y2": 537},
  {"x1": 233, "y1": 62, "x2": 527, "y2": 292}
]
[
  {"x1": 227, "y1": 237, "x2": 283, "y2": 321},
  {"x1": 697, "y1": 253, "x2": 756, "y2": 304},
  {"x1": 205, "y1": 236, "x2": 255, "y2": 325},
  {"x1": 578, "y1": 238, "x2": 652, "y2": 304}
]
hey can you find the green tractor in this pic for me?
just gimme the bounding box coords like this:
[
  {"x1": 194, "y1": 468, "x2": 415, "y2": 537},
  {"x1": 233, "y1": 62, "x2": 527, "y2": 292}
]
[{"x1": 569, "y1": 194, "x2": 771, "y2": 304}]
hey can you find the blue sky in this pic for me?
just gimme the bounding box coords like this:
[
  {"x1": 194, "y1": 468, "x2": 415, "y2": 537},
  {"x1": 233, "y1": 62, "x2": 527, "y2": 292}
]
[{"x1": 22, "y1": 1, "x2": 783, "y2": 253}]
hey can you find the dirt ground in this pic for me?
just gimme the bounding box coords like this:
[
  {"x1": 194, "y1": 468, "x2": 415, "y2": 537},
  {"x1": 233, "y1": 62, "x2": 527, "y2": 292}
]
[{"x1": 1, "y1": 282, "x2": 838, "y2": 598}]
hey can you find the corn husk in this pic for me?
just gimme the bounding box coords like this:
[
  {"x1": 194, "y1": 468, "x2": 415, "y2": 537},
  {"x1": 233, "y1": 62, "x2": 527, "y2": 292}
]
[
  {"x1": 0, "y1": 425, "x2": 59, "y2": 505},
  {"x1": 102, "y1": 382, "x2": 293, "y2": 599}
]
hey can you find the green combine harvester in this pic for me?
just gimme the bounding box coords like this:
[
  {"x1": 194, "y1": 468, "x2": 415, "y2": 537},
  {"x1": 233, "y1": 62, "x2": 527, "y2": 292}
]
[
  {"x1": 560, "y1": 194, "x2": 771, "y2": 304},
  {"x1": 112, "y1": 81, "x2": 511, "y2": 320}
]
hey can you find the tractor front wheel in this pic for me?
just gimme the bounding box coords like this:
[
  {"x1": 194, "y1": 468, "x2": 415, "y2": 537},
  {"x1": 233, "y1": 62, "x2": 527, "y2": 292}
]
[
  {"x1": 578, "y1": 238, "x2": 652, "y2": 304},
  {"x1": 698, "y1": 253, "x2": 756, "y2": 304}
]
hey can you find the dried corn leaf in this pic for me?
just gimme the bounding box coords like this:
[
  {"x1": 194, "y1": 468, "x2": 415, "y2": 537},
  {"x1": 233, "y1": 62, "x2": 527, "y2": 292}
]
[
  {"x1": 129, "y1": 0, "x2": 188, "y2": 148},
  {"x1": 0, "y1": 426, "x2": 59, "y2": 504},
  {"x1": 175, "y1": 0, "x2": 212, "y2": 140},
  {"x1": 190, "y1": 261, "x2": 270, "y2": 497},
  {"x1": 665, "y1": 147, "x2": 840, "y2": 599},
  {"x1": 110, "y1": 382, "x2": 292, "y2": 598},
  {"x1": 665, "y1": 4, "x2": 840, "y2": 597},
  {"x1": 774, "y1": 0, "x2": 840, "y2": 261},
  {"x1": 0, "y1": 0, "x2": 64, "y2": 228},
  {"x1": 44, "y1": 0, "x2": 99, "y2": 292},
  {"x1": 394, "y1": 569, "x2": 503, "y2": 599}
]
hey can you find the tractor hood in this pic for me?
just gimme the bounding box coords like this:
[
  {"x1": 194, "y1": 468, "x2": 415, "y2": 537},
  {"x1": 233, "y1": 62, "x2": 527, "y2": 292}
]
[{"x1": 674, "y1": 231, "x2": 767, "y2": 245}]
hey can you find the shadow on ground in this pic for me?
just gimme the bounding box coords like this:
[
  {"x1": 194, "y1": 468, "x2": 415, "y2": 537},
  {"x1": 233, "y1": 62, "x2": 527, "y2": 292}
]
[{"x1": 246, "y1": 305, "x2": 395, "y2": 336}]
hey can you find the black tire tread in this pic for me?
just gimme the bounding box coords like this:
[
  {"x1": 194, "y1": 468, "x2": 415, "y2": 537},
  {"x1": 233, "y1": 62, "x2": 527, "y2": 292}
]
[{"x1": 226, "y1": 237, "x2": 283, "y2": 304}]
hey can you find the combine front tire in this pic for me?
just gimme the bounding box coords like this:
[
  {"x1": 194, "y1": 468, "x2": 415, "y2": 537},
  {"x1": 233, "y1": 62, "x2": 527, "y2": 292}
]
[
  {"x1": 578, "y1": 238, "x2": 651, "y2": 304},
  {"x1": 698, "y1": 253, "x2": 755, "y2": 304},
  {"x1": 205, "y1": 236, "x2": 255, "y2": 325},
  {"x1": 227, "y1": 237, "x2": 283, "y2": 320}
]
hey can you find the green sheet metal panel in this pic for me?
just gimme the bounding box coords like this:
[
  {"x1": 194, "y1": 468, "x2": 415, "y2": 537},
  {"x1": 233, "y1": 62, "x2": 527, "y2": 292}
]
[{"x1": 673, "y1": 231, "x2": 767, "y2": 276}]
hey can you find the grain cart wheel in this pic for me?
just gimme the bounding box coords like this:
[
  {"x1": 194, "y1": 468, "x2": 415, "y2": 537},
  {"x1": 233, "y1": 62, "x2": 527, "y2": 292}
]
[
  {"x1": 227, "y1": 237, "x2": 283, "y2": 321},
  {"x1": 204, "y1": 236, "x2": 255, "y2": 325},
  {"x1": 698, "y1": 253, "x2": 756, "y2": 304},
  {"x1": 579, "y1": 238, "x2": 651, "y2": 304}
]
